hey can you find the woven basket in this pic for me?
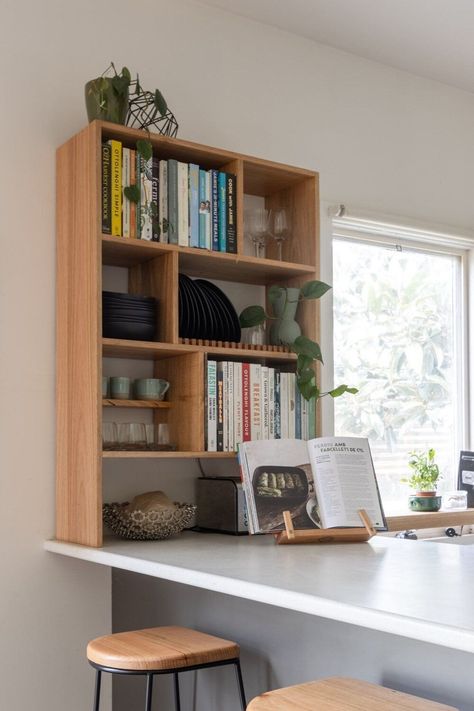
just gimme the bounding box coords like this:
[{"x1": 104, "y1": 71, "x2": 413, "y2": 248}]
[{"x1": 103, "y1": 501, "x2": 196, "y2": 541}]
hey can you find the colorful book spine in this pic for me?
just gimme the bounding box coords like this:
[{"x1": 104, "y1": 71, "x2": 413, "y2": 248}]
[
  {"x1": 198, "y1": 169, "x2": 207, "y2": 249},
  {"x1": 226, "y1": 173, "x2": 237, "y2": 253},
  {"x1": 288, "y1": 373, "x2": 296, "y2": 439},
  {"x1": 188, "y1": 164, "x2": 200, "y2": 248},
  {"x1": 107, "y1": 139, "x2": 122, "y2": 236},
  {"x1": 261, "y1": 366, "x2": 269, "y2": 440},
  {"x1": 101, "y1": 144, "x2": 111, "y2": 235},
  {"x1": 269, "y1": 368, "x2": 275, "y2": 440},
  {"x1": 151, "y1": 156, "x2": 160, "y2": 242},
  {"x1": 250, "y1": 363, "x2": 261, "y2": 440},
  {"x1": 218, "y1": 172, "x2": 227, "y2": 252},
  {"x1": 242, "y1": 363, "x2": 251, "y2": 442},
  {"x1": 217, "y1": 362, "x2": 224, "y2": 451},
  {"x1": 139, "y1": 154, "x2": 153, "y2": 240},
  {"x1": 280, "y1": 372, "x2": 289, "y2": 439},
  {"x1": 234, "y1": 362, "x2": 243, "y2": 448},
  {"x1": 158, "y1": 160, "x2": 168, "y2": 243},
  {"x1": 308, "y1": 396, "x2": 316, "y2": 440},
  {"x1": 177, "y1": 161, "x2": 189, "y2": 246},
  {"x1": 210, "y1": 169, "x2": 219, "y2": 251},
  {"x1": 135, "y1": 151, "x2": 141, "y2": 238},
  {"x1": 222, "y1": 361, "x2": 229, "y2": 451},
  {"x1": 274, "y1": 369, "x2": 281, "y2": 439},
  {"x1": 129, "y1": 149, "x2": 136, "y2": 238},
  {"x1": 295, "y1": 384, "x2": 302, "y2": 439},
  {"x1": 301, "y1": 392, "x2": 308, "y2": 440},
  {"x1": 205, "y1": 172, "x2": 211, "y2": 249},
  {"x1": 167, "y1": 159, "x2": 178, "y2": 244},
  {"x1": 207, "y1": 360, "x2": 217, "y2": 451},
  {"x1": 121, "y1": 148, "x2": 131, "y2": 238},
  {"x1": 227, "y1": 361, "x2": 234, "y2": 451}
]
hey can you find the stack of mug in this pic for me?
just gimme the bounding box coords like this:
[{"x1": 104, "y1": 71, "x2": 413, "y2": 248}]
[{"x1": 102, "y1": 377, "x2": 170, "y2": 401}]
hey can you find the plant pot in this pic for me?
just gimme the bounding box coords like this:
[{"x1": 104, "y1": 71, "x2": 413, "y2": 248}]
[
  {"x1": 269, "y1": 287, "x2": 302, "y2": 346},
  {"x1": 85, "y1": 77, "x2": 129, "y2": 125},
  {"x1": 408, "y1": 492, "x2": 442, "y2": 512}
]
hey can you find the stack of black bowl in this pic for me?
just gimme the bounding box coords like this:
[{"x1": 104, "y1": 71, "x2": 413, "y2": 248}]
[{"x1": 102, "y1": 291, "x2": 157, "y2": 341}]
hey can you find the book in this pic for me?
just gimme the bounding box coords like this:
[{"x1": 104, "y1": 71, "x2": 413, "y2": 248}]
[
  {"x1": 239, "y1": 437, "x2": 387, "y2": 534},
  {"x1": 216, "y1": 362, "x2": 224, "y2": 451},
  {"x1": 101, "y1": 144, "x2": 111, "y2": 235},
  {"x1": 139, "y1": 153, "x2": 153, "y2": 240},
  {"x1": 274, "y1": 370, "x2": 281, "y2": 439},
  {"x1": 167, "y1": 159, "x2": 178, "y2": 244},
  {"x1": 151, "y1": 156, "x2": 159, "y2": 242},
  {"x1": 234, "y1": 362, "x2": 243, "y2": 448},
  {"x1": 288, "y1": 373, "x2": 296, "y2": 439},
  {"x1": 177, "y1": 161, "x2": 189, "y2": 246},
  {"x1": 210, "y1": 169, "x2": 219, "y2": 251},
  {"x1": 227, "y1": 361, "x2": 234, "y2": 451},
  {"x1": 158, "y1": 160, "x2": 168, "y2": 243},
  {"x1": 188, "y1": 163, "x2": 200, "y2": 248},
  {"x1": 198, "y1": 169, "x2": 208, "y2": 249},
  {"x1": 268, "y1": 368, "x2": 275, "y2": 440},
  {"x1": 107, "y1": 139, "x2": 122, "y2": 236},
  {"x1": 250, "y1": 364, "x2": 261, "y2": 440},
  {"x1": 242, "y1": 363, "x2": 251, "y2": 442},
  {"x1": 226, "y1": 173, "x2": 237, "y2": 253},
  {"x1": 261, "y1": 366, "x2": 269, "y2": 440},
  {"x1": 280, "y1": 372, "x2": 289, "y2": 439},
  {"x1": 205, "y1": 172, "x2": 212, "y2": 249},
  {"x1": 129, "y1": 149, "x2": 137, "y2": 238},
  {"x1": 207, "y1": 360, "x2": 217, "y2": 452},
  {"x1": 217, "y1": 172, "x2": 227, "y2": 252},
  {"x1": 122, "y1": 147, "x2": 131, "y2": 238}
]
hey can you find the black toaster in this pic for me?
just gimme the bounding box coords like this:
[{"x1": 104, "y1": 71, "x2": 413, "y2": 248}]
[{"x1": 196, "y1": 477, "x2": 249, "y2": 534}]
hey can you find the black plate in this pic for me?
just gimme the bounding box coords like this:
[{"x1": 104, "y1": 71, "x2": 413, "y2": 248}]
[
  {"x1": 103, "y1": 291, "x2": 156, "y2": 304},
  {"x1": 186, "y1": 276, "x2": 209, "y2": 340},
  {"x1": 196, "y1": 279, "x2": 241, "y2": 342},
  {"x1": 103, "y1": 321, "x2": 156, "y2": 341},
  {"x1": 181, "y1": 274, "x2": 201, "y2": 338},
  {"x1": 195, "y1": 280, "x2": 228, "y2": 341},
  {"x1": 193, "y1": 280, "x2": 217, "y2": 340},
  {"x1": 179, "y1": 274, "x2": 194, "y2": 338}
]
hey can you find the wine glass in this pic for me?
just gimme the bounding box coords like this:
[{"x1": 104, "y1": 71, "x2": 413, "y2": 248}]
[
  {"x1": 271, "y1": 208, "x2": 291, "y2": 261},
  {"x1": 245, "y1": 208, "x2": 271, "y2": 257}
]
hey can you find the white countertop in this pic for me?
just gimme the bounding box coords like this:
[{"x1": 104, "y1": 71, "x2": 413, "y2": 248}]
[{"x1": 44, "y1": 533, "x2": 474, "y2": 653}]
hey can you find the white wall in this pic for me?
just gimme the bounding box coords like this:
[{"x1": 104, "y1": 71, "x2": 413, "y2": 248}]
[{"x1": 1, "y1": 0, "x2": 474, "y2": 709}]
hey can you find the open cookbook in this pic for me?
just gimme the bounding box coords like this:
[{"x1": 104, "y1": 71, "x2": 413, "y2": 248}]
[{"x1": 238, "y1": 437, "x2": 387, "y2": 534}]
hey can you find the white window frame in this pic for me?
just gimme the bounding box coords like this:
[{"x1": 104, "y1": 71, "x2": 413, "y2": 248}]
[{"x1": 319, "y1": 203, "x2": 474, "y2": 458}]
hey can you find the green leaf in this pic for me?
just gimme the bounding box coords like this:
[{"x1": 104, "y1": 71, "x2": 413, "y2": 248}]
[
  {"x1": 239, "y1": 305, "x2": 266, "y2": 328},
  {"x1": 136, "y1": 139, "x2": 153, "y2": 162},
  {"x1": 298, "y1": 379, "x2": 319, "y2": 401},
  {"x1": 111, "y1": 75, "x2": 128, "y2": 96},
  {"x1": 268, "y1": 285, "x2": 285, "y2": 304},
  {"x1": 298, "y1": 369, "x2": 315, "y2": 385},
  {"x1": 136, "y1": 73, "x2": 141, "y2": 95},
  {"x1": 346, "y1": 387, "x2": 359, "y2": 394},
  {"x1": 297, "y1": 354, "x2": 312, "y2": 371},
  {"x1": 121, "y1": 66, "x2": 131, "y2": 82},
  {"x1": 154, "y1": 89, "x2": 168, "y2": 117},
  {"x1": 301, "y1": 280, "x2": 332, "y2": 300},
  {"x1": 124, "y1": 185, "x2": 140, "y2": 203},
  {"x1": 328, "y1": 384, "x2": 349, "y2": 398},
  {"x1": 292, "y1": 336, "x2": 323, "y2": 363}
]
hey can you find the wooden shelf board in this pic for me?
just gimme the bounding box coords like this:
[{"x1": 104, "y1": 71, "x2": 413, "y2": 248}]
[
  {"x1": 102, "y1": 399, "x2": 171, "y2": 409},
  {"x1": 102, "y1": 338, "x2": 297, "y2": 362},
  {"x1": 102, "y1": 450, "x2": 236, "y2": 459},
  {"x1": 101, "y1": 235, "x2": 315, "y2": 282},
  {"x1": 386, "y1": 508, "x2": 474, "y2": 532}
]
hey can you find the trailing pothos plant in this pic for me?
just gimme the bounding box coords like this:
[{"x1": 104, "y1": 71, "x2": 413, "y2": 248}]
[{"x1": 239, "y1": 280, "x2": 358, "y2": 402}]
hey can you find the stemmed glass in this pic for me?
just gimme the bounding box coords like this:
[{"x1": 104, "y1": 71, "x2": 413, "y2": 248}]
[
  {"x1": 245, "y1": 208, "x2": 272, "y2": 257},
  {"x1": 270, "y1": 208, "x2": 291, "y2": 261}
]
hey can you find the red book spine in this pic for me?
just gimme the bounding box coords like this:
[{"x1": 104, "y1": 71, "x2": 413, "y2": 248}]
[{"x1": 242, "y1": 363, "x2": 251, "y2": 441}]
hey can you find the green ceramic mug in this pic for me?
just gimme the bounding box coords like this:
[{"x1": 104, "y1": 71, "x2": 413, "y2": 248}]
[{"x1": 134, "y1": 378, "x2": 170, "y2": 401}]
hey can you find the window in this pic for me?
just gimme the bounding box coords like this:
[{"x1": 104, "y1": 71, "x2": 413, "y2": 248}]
[{"x1": 331, "y1": 213, "x2": 470, "y2": 510}]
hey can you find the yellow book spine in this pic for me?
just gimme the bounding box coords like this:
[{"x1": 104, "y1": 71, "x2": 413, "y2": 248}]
[{"x1": 108, "y1": 140, "x2": 122, "y2": 236}]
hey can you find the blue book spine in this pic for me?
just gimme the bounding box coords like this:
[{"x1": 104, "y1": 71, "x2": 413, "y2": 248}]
[
  {"x1": 295, "y1": 383, "x2": 301, "y2": 439},
  {"x1": 188, "y1": 163, "x2": 199, "y2": 248},
  {"x1": 218, "y1": 172, "x2": 227, "y2": 252},
  {"x1": 199, "y1": 169, "x2": 207, "y2": 249},
  {"x1": 167, "y1": 159, "x2": 178, "y2": 244},
  {"x1": 274, "y1": 369, "x2": 281, "y2": 439},
  {"x1": 210, "y1": 169, "x2": 219, "y2": 251}
]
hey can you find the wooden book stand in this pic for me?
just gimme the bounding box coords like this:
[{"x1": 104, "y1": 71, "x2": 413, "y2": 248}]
[{"x1": 274, "y1": 509, "x2": 376, "y2": 545}]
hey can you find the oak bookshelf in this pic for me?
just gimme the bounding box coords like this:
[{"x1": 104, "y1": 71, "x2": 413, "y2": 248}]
[{"x1": 56, "y1": 120, "x2": 320, "y2": 546}]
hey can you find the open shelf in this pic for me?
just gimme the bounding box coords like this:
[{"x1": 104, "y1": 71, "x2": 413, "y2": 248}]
[
  {"x1": 102, "y1": 338, "x2": 298, "y2": 361},
  {"x1": 102, "y1": 235, "x2": 316, "y2": 283},
  {"x1": 102, "y1": 450, "x2": 236, "y2": 459},
  {"x1": 102, "y1": 399, "x2": 171, "y2": 409}
]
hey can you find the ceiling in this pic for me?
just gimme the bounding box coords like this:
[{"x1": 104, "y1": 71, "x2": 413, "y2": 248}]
[{"x1": 200, "y1": 0, "x2": 474, "y2": 94}]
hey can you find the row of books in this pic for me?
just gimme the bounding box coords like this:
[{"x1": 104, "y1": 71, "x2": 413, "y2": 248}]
[
  {"x1": 101, "y1": 140, "x2": 237, "y2": 252},
  {"x1": 206, "y1": 360, "x2": 316, "y2": 452}
]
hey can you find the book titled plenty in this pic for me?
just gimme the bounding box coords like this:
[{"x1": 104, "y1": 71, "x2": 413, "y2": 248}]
[{"x1": 238, "y1": 437, "x2": 386, "y2": 535}]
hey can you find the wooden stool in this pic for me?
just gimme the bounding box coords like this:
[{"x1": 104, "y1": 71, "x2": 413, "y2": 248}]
[
  {"x1": 87, "y1": 625, "x2": 246, "y2": 711},
  {"x1": 247, "y1": 677, "x2": 458, "y2": 710}
]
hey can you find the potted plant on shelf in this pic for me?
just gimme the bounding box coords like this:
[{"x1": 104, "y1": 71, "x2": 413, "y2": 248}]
[
  {"x1": 401, "y1": 449, "x2": 442, "y2": 512},
  {"x1": 239, "y1": 280, "x2": 358, "y2": 403}
]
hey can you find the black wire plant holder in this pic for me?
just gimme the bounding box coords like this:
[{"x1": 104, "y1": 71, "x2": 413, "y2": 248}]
[{"x1": 126, "y1": 80, "x2": 179, "y2": 137}]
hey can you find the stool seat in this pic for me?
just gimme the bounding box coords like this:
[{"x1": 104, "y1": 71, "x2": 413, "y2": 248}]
[
  {"x1": 247, "y1": 677, "x2": 458, "y2": 710},
  {"x1": 87, "y1": 625, "x2": 240, "y2": 672}
]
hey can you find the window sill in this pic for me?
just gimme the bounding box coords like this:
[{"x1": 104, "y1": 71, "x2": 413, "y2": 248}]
[{"x1": 386, "y1": 508, "x2": 474, "y2": 532}]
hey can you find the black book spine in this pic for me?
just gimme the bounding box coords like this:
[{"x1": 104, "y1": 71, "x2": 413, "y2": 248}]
[
  {"x1": 101, "y1": 144, "x2": 112, "y2": 234},
  {"x1": 226, "y1": 173, "x2": 237, "y2": 253},
  {"x1": 217, "y1": 364, "x2": 224, "y2": 451},
  {"x1": 151, "y1": 156, "x2": 160, "y2": 242}
]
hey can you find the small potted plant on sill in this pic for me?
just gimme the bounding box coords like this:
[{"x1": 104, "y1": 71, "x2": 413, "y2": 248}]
[{"x1": 401, "y1": 448, "x2": 442, "y2": 512}]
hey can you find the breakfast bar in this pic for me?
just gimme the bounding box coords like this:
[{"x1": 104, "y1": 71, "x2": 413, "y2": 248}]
[{"x1": 46, "y1": 533, "x2": 474, "y2": 709}]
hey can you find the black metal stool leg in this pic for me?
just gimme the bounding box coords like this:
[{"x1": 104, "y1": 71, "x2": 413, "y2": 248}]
[
  {"x1": 145, "y1": 673, "x2": 154, "y2": 711},
  {"x1": 234, "y1": 659, "x2": 247, "y2": 710},
  {"x1": 174, "y1": 672, "x2": 181, "y2": 711},
  {"x1": 93, "y1": 669, "x2": 102, "y2": 711}
]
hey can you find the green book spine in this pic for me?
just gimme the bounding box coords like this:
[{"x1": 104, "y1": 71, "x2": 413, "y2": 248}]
[
  {"x1": 101, "y1": 144, "x2": 111, "y2": 234},
  {"x1": 167, "y1": 159, "x2": 178, "y2": 244}
]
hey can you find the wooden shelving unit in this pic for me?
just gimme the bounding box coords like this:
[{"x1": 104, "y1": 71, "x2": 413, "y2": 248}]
[{"x1": 56, "y1": 120, "x2": 319, "y2": 546}]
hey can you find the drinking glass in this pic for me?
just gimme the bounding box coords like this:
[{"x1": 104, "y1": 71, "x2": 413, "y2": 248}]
[
  {"x1": 117, "y1": 422, "x2": 147, "y2": 450},
  {"x1": 245, "y1": 208, "x2": 271, "y2": 257},
  {"x1": 102, "y1": 422, "x2": 118, "y2": 450},
  {"x1": 270, "y1": 208, "x2": 291, "y2": 261}
]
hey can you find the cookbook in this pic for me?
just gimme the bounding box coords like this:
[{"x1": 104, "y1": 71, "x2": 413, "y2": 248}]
[{"x1": 238, "y1": 437, "x2": 386, "y2": 534}]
